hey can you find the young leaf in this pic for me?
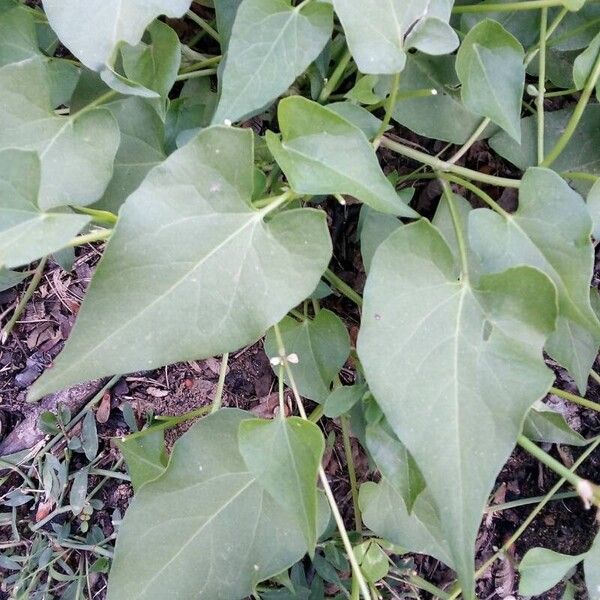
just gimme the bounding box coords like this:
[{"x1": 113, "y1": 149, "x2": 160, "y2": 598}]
[
  {"x1": 365, "y1": 422, "x2": 425, "y2": 513},
  {"x1": 266, "y1": 97, "x2": 418, "y2": 217},
  {"x1": 573, "y1": 31, "x2": 600, "y2": 93},
  {"x1": 332, "y1": 0, "x2": 458, "y2": 75},
  {"x1": 359, "y1": 480, "x2": 454, "y2": 569},
  {"x1": 212, "y1": 0, "x2": 333, "y2": 124},
  {"x1": 107, "y1": 409, "x2": 313, "y2": 600},
  {"x1": 358, "y1": 220, "x2": 556, "y2": 597},
  {"x1": 117, "y1": 429, "x2": 168, "y2": 491},
  {"x1": 392, "y1": 54, "x2": 494, "y2": 145},
  {"x1": 456, "y1": 19, "x2": 525, "y2": 142},
  {"x1": 29, "y1": 126, "x2": 331, "y2": 401},
  {"x1": 41, "y1": 0, "x2": 190, "y2": 73},
  {"x1": 102, "y1": 20, "x2": 181, "y2": 99},
  {"x1": 523, "y1": 402, "x2": 587, "y2": 447},
  {"x1": 469, "y1": 168, "x2": 600, "y2": 392},
  {"x1": 519, "y1": 547, "x2": 585, "y2": 596},
  {"x1": 238, "y1": 416, "x2": 324, "y2": 553},
  {"x1": 0, "y1": 58, "x2": 120, "y2": 209},
  {"x1": 0, "y1": 149, "x2": 90, "y2": 269},
  {"x1": 353, "y1": 540, "x2": 388, "y2": 583},
  {"x1": 584, "y1": 531, "x2": 600, "y2": 600},
  {"x1": 264, "y1": 310, "x2": 350, "y2": 403}
]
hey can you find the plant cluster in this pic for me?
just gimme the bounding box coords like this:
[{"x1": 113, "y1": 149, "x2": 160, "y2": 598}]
[{"x1": 1, "y1": 0, "x2": 600, "y2": 598}]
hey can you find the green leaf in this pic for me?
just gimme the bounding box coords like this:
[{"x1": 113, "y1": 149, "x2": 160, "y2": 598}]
[
  {"x1": 460, "y1": 0, "x2": 539, "y2": 47},
  {"x1": 392, "y1": 54, "x2": 493, "y2": 145},
  {"x1": 69, "y1": 466, "x2": 89, "y2": 516},
  {"x1": 29, "y1": 126, "x2": 331, "y2": 401},
  {"x1": 95, "y1": 97, "x2": 166, "y2": 214},
  {"x1": 573, "y1": 31, "x2": 600, "y2": 92},
  {"x1": 456, "y1": 19, "x2": 525, "y2": 142},
  {"x1": 584, "y1": 531, "x2": 600, "y2": 600},
  {"x1": 212, "y1": 0, "x2": 333, "y2": 124},
  {"x1": 214, "y1": 0, "x2": 243, "y2": 51},
  {"x1": 332, "y1": 0, "x2": 458, "y2": 75},
  {"x1": 365, "y1": 422, "x2": 425, "y2": 513},
  {"x1": 117, "y1": 429, "x2": 168, "y2": 491},
  {"x1": 344, "y1": 75, "x2": 382, "y2": 105},
  {"x1": 81, "y1": 411, "x2": 98, "y2": 461},
  {"x1": 238, "y1": 416, "x2": 324, "y2": 553},
  {"x1": 519, "y1": 547, "x2": 585, "y2": 596},
  {"x1": 41, "y1": 0, "x2": 190, "y2": 74},
  {"x1": 0, "y1": 58, "x2": 120, "y2": 209},
  {"x1": 264, "y1": 310, "x2": 350, "y2": 403},
  {"x1": 323, "y1": 384, "x2": 367, "y2": 418},
  {"x1": 267, "y1": 97, "x2": 418, "y2": 217},
  {"x1": 489, "y1": 105, "x2": 600, "y2": 179},
  {"x1": 0, "y1": 0, "x2": 39, "y2": 66},
  {"x1": 327, "y1": 102, "x2": 385, "y2": 140},
  {"x1": 103, "y1": 20, "x2": 181, "y2": 100},
  {"x1": 0, "y1": 149, "x2": 90, "y2": 269},
  {"x1": 588, "y1": 179, "x2": 600, "y2": 239},
  {"x1": 107, "y1": 409, "x2": 313, "y2": 600},
  {"x1": 358, "y1": 220, "x2": 556, "y2": 596},
  {"x1": 523, "y1": 402, "x2": 587, "y2": 447},
  {"x1": 353, "y1": 540, "x2": 388, "y2": 583},
  {"x1": 469, "y1": 167, "x2": 600, "y2": 392},
  {"x1": 359, "y1": 480, "x2": 454, "y2": 568},
  {"x1": 0, "y1": 269, "x2": 29, "y2": 291},
  {"x1": 359, "y1": 207, "x2": 400, "y2": 274}
]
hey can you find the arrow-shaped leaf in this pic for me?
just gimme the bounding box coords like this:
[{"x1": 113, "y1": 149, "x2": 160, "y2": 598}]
[
  {"x1": 30, "y1": 126, "x2": 331, "y2": 400},
  {"x1": 358, "y1": 219, "x2": 556, "y2": 597}
]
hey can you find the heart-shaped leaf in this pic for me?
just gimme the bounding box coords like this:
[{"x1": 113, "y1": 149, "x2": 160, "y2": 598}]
[
  {"x1": 0, "y1": 58, "x2": 120, "y2": 209},
  {"x1": 0, "y1": 150, "x2": 89, "y2": 269},
  {"x1": 117, "y1": 429, "x2": 168, "y2": 492},
  {"x1": 519, "y1": 547, "x2": 586, "y2": 596},
  {"x1": 584, "y1": 532, "x2": 600, "y2": 600},
  {"x1": 267, "y1": 97, "x2": 419, "y2": 217},
  {"x1": 358, "y1": 219, "x2": 556, "y2": 596},
  {"x1": 523, "y1": 402, "x2": 587, "y2": 447},
  {"x1": 107, "y1": 409, "x2": 313, "y2": 600},
  {"x1": 212, "y1": 0, "x2": 333, "y2": 124},
  {"x1": 29, "y1": 126, "x2": 331, "y2": 400}
]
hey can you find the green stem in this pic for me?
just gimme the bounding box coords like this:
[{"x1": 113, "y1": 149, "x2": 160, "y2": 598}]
[
  {"x1": 453, "y1": 0, "x2": 564, "y2": 13},
  {"x1": 439, "y1": 173, "x2": 509, "y2": 217},
  {"x1": 590, "y1": 370, "x2": 600, "y2": 385},
  {"x1": 380, "y1": 137, "x2": 521, "y2": 188},
  {"x1": 562, "y1": 171, "x2": 599, "y2": 182},
  {"x1": 272, "y1": 324, "x2": 372, "y2": 600},
  {"x1": 447, "y1": 437, "x2": 600, "y2": 599},
  {"x1": 186, "y1": 10, "x2": 220, "y2": 43},
  {"x1": 211, "y1": 353, "x2": 229, "y2": 414},
  {"x1": 545, "y1": 87, "x2": 579, "y2": 98},
  {"x1": 253, "y1": 189, "x2": 297, "y2": 210},
  {"x1": 323, "y1": 269, "x2": 363, "y2": 307},
  {"x1": 517, "y1": 435, "x2": 599, "y2": 505},
  {"x1": 524, "y1": 7, "x2": 568, "y2": 66},
  {"x1": 319, "y1": 48, "x2": 353, "y2": 103},
  {"x1": 550, "y1": 386, "x2": 600, "y2": 413},
  {"x1": 341, "y1": 415, "x2": 362, "y2": 531},
  {"x1": 66, "y1": 229, "x2": 112, "y2": 248},
  {"x1": 154, "y1": 405, "x2": 212, "y2": 423},
  {"x1": 179, "y1": 55, "x2": 221, "y2": 73},
  {"x1": 447, "y1": 117, "x2": 491, "y2": 164},
  {"x1": 439, "y1": 179, "x2": 470, "y2": 281},
  {"x1": 485, "y1": 490, "x2": 577, "y2": 513},
  {"x1": 537, "y1": 8, "x2": 548, "y2": 165},
  {"x1": 175, "y1": 68, "x2": 217, "y2": 82},
  {"x1": 373, "y1": 71, "x2": 400, "y2": 147},
  {"x1": 1, "y1": 256, "x2": 47, "y2": 343},
  {"x1": 541, "y1": 48, "x2": 600, "y2": 167}
]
